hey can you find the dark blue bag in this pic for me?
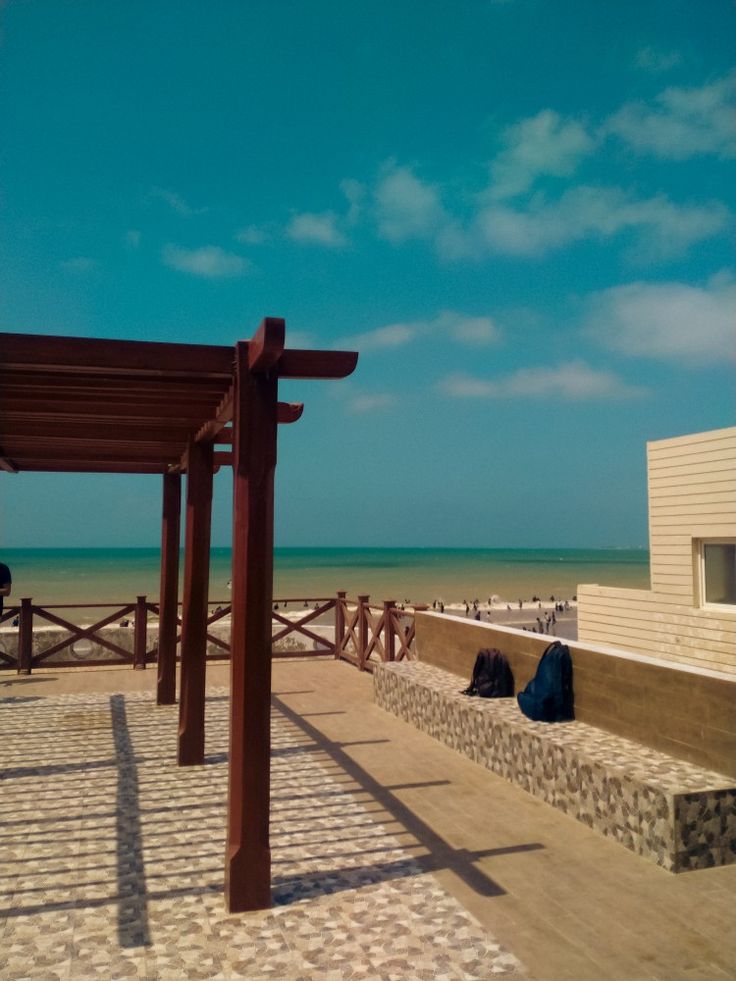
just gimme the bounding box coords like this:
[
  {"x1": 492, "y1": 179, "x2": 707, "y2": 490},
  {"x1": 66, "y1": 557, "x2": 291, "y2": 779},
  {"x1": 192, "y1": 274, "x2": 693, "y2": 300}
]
[{"x1": 517, "y1": 641, "x2": 574, "y2": 722}]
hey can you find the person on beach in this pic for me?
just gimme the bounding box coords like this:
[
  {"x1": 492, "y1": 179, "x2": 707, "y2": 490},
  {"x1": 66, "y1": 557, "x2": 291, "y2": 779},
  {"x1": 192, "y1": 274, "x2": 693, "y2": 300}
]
[{"x1": 0, "y1": 561, "x2": 11, "y2": 616}]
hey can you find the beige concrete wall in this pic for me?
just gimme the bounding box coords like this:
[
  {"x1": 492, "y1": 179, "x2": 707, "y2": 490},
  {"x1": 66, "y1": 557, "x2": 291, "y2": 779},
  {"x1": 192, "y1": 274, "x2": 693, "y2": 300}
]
[
  {"x1": 578, "y1": 427, "x2": 736, "y2": 674},
  {"x1": 414, "y1": 610, "x2": 736, "y2": 778}
]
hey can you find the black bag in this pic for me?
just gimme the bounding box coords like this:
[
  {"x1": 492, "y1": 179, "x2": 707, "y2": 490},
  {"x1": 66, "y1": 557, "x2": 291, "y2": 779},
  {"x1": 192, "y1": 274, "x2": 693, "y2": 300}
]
[
  {"x1": 461, "y1": 648, "x2": 514, "y2": 698},
  {"x1": 517, "y1": 641, "x2": 574, "y2": 722}
]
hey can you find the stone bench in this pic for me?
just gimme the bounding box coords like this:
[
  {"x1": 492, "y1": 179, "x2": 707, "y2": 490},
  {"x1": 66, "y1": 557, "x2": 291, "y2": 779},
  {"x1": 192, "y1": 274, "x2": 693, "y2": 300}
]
[{"x1": 374, "y1": 660, "x2": 736, "y2": 873}]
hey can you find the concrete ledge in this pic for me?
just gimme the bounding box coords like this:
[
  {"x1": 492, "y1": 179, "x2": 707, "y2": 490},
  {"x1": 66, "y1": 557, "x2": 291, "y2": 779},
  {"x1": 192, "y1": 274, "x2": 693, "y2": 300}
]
[{"x1": 374, "y1": 660, "x2": 736, "y2": 873}]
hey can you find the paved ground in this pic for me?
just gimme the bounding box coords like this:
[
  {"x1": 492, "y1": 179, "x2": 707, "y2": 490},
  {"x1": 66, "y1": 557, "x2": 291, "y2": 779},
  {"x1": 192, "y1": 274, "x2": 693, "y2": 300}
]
[{"x1": 1, "y1": 659, "x2": 735, "y2": 980}]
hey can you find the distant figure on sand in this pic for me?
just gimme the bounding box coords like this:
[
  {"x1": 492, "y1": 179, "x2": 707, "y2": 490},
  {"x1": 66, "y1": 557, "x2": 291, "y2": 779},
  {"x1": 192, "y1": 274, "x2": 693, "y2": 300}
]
[{"x1": 0, "y1": 560, "x2": 11, "y2": 616}]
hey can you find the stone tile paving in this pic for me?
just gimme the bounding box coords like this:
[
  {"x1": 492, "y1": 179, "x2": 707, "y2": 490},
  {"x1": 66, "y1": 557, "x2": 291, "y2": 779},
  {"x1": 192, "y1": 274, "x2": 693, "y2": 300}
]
[{"x1": 0, "y1": 687, "x2": 524, "y2": 980}]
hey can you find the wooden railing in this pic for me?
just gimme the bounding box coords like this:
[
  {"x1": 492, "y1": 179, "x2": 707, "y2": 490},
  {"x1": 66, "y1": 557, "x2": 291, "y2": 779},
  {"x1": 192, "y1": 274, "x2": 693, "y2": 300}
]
[
  {"x1": 0, "y1": 592, "x2": 418, "y2": 674},
  {"x1": 334, "y1": 592, "x2": 422, "y2": 671},
  {"x1": 0, "y1": 595, "x2": 338, "y2": 674}
]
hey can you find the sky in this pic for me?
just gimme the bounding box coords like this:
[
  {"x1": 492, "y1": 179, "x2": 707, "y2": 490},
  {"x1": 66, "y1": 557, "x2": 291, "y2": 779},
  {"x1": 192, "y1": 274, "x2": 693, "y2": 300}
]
[{"x1": 1, "y1": 0, "x2": 734, "y2": 550}]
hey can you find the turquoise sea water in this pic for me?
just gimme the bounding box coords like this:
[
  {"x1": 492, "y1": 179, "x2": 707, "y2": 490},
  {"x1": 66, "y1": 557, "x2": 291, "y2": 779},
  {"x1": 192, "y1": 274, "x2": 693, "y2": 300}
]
[{"x1": 1, "y1": 546, "x2": 650, "y2": 607}]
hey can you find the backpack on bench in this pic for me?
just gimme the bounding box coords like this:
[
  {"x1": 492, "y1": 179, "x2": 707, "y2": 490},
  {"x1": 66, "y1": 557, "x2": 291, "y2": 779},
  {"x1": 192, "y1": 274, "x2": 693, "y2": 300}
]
[
  {"x1": 517, "y1": 640, "x2": 574, "y2": 722},
  {"x1": 462, "y1": 648, "x2": 514, "y2": 698}
]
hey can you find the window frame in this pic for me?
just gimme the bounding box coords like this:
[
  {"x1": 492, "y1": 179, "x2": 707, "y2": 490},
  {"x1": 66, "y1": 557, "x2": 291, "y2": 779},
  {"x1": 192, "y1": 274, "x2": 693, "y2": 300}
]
[{"x1": 695, "y1": 537, "x2": 736, "y2": 612}]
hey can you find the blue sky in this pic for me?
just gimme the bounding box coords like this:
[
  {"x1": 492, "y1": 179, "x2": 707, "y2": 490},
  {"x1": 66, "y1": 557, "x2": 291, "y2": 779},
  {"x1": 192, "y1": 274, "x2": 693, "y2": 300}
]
[{"x1": 1, "y1": 0, "x2": 734, "y2": 549}]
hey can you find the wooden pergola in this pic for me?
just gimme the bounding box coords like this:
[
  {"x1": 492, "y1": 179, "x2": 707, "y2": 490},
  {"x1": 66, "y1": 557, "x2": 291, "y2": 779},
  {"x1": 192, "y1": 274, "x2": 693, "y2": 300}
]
[{"x1": 0, "y1": 319, "x2": 358, "y2": 911}]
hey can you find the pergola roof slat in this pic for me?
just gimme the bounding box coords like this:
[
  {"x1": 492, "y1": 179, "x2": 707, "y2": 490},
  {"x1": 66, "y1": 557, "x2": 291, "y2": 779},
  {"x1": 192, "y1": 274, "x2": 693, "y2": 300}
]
[{"x1": 0, "y1": 328, "x2": 356, "y2": 475}]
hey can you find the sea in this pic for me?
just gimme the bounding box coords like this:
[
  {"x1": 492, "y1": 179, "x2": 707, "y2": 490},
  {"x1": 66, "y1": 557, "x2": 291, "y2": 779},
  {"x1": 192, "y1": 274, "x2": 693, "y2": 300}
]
[{"x1": 1, "y1": 546, "x2": 650, "y2": 609}]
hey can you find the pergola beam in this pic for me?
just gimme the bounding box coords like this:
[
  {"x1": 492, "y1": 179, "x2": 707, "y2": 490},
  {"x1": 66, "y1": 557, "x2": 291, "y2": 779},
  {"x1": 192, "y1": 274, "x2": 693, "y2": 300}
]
[{"x1": 0, "y1": 332, "x2": 234, "y2": 377}]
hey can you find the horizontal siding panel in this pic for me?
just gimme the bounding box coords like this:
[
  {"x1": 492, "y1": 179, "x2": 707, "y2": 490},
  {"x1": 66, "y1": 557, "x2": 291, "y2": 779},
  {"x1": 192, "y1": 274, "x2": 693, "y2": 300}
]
[
  {"x1": 647, "y1": 460, "x2": 734, "y2": 478},
  {"x1": 577, "y1": 616, "x2": 736, "y2": 654},
  {"x1": 649, "y1": 577, "x2": 692, "y2": 592},
  {"x1": 649, "y1": 484, "x2": 735, "y2": 501},
  {"x1": 576, "y1": 629, "x2": 735, "y2": 673},
  {"x1": 648, "y1": 441, "x2": 736, "y2": 466},
  {"x1": 649, "y1": 501, "x2": 736, "y2": 527},
  {"x1": 649, "y1": 534, "x2": 696, "y2": 547},
  {"x1": 577, "y1": 611, "x2": 736, "y2": 652},
  {"x1": 647, "y1": 569, "x2": 692, "y2": 582},
  {"x1": 649, "y1": 490, "x2": 736, "y2": 510},
  {"x1": 649, "y1": 529, "x2": 693, "y2": 557},
  {"x1": 648, "y1": 426, "x2": 735, "y2": 449},
  {"x1": 648, "y1": 569, "x2": 689, "y2": 582},
  {"x1": 649, "y1": 551, "x2": 691, "y2": 563},
  {"x1": 648, "y1": 432, "x2": 736, "y2": 458},
  {"x1": 576, "y1": 638, "x2": 734, "y2": 673},
  {"x1": 650, "y1": 516, "x2": 735, "y2": 531},
  {"x1": 577, "y1": 588, "x2": 736, "y2": 626},
  {"x1": 577, "y1": 601, "x2": 736, "y2": 635}
]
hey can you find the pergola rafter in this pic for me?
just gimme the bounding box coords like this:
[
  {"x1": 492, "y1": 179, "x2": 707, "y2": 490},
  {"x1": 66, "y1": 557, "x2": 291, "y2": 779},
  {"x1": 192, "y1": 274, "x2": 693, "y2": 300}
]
[{"x1": 0, "y1": 318, "x2": 358, "y2": 913}]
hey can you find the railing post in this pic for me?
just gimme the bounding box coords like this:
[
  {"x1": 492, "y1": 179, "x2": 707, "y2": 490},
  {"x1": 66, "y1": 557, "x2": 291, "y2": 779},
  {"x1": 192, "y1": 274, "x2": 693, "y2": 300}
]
[
  {"x1": 17, "y1": 598, "x2": 33, "y2": 675},
  {"x1": 357, "y1": 595, "x2": 369, "y2": 670},
  {"x1": 133, "y1": 595, "x2": 147, "y2": 670},
  {"x1": 334, "y1": 591, "x2": 346, "y2": 658},
  {"x1": 383, "y1": 600, "x2": 396, "y2": 662}
]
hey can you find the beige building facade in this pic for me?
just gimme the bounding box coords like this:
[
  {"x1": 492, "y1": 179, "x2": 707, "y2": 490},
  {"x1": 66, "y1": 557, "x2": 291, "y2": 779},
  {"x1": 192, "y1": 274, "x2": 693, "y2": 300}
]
[{"x1": 578, "y1": 426, "x2": 736, "y2": 675}]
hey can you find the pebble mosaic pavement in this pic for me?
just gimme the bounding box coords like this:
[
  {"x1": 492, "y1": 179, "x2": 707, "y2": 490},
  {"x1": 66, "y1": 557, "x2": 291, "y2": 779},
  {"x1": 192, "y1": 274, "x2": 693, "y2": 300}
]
[{"x1": 0, "y1": 687, "x2": 524, "y2": 980}]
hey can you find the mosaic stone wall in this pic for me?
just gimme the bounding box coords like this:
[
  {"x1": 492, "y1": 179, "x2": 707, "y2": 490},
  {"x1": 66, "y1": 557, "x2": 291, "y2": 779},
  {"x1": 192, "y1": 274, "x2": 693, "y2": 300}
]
[{"x1": 374, "y1": 661, "x2": 736, "y2": 873}]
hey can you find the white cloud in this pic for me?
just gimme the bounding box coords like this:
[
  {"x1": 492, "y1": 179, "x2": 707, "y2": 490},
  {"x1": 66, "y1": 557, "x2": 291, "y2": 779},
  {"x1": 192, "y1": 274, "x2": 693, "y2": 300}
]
[
  {"x1": 488, "y1": 110, "x2": 595, "y2": 199},
  {"x1": 287, "y1": 211, "x2": 346, "y2": 247},
  {"x1": 284, "y1": 329, "x2": 317, "y2": 348},
  {"x1": 635, "y1": 47, "x2": 682, "y2": 74},
  {"x1": 60, "y1": 256, "x2": 96, "y2": 273},
  {"x1": 605, "y1": 72, "x2": 736, "y2": 159},
  {"x1": 124, "y1": 230, "x2": 141, "y2": 249},
  {"x1": 338, "y1": 310, "x2": 501, "y2": 351},
  {"x1": 340, "y1": 178, "x2": 365, "y2": 225},
  {"x1": 162, "y1": 244, "x2": 250, "y2": 278},
  {"x1": 433, "y1": 310, "x2": 501, "y2": 345},
  {"x1": 374, "y1": 163, "x2": 446, "y2": 242},
  {"x1": 439, "y1": 361, "x2": 645, "y2": 400},
  {"x1": 348, "y1": 393, "x2": 397, "y2": 413},
  {"x1": 340, "y1": 323, "x2": 419, "y2": 351},
  {"x1": 474, "y1": 186, "x2": 728, "y2": 260},
  {"x1": 150, "y1": 187, "x2": 208, "y2": 216},
  {"x1": 584, "y1": 274, "x2": 736, "y2": 365},
  {"x1": 235, "y1": 225, "x2": 268, "y2": 245}
]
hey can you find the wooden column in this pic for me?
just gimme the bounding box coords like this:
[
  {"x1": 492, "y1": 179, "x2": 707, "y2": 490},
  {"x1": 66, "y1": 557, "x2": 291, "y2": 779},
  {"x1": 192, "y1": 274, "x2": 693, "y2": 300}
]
[
  {"x1": 225, "y1": 332, "x2": 280, "y2": 913},
  {"x1": 157, "y1": 472, "x2": 181, "y2": 705},
  {"x1": 178, "y1": 438, "x2": 213, "y2": 766}
]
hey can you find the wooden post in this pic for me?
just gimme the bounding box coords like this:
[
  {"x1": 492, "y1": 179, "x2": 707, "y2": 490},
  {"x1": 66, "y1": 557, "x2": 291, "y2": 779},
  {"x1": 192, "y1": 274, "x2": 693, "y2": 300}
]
[
  {"x1": 157, "y1": 472, "x2": 181, "y2": 704},
  {"x1": 17, "y1": 598, "x2": 33, "y2": 675},
  {"x1": 178, "y1": 437, "x2": 214, "y2": 766},
  {"x1": 383, "y1": 599, "x2": 396, "y2": 662},
  {"x1": 334, "y1": 590, "x2": 346, "y2": 658},
  {"x1": 225, "y1": 334, "x2": 280, "y2": 913},
  {"x1": 133, "y1": 595, "x2": 147, "y2": 669},
  {"x1": 358, "y1": 595, "x2": 369, "y2": 670}
]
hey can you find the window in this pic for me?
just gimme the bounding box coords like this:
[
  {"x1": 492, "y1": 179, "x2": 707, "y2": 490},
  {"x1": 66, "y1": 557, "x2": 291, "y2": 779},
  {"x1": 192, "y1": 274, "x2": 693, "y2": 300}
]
[{"x1": 699, "y1": 540, "x2": 736, "y2": 608}]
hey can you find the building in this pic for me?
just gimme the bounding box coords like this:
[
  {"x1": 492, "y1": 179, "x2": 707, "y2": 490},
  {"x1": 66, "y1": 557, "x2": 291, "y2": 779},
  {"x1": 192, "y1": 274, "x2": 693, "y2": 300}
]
[{"x1": 578, "y1": 426, "x2": 736, "y2": 675}]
